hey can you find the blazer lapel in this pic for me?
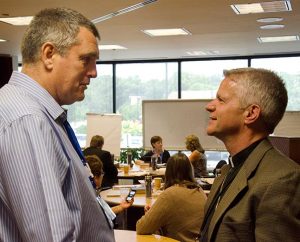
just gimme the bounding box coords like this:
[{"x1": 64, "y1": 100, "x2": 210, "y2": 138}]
[
  {"x1": 207, "y1": 139, "x2": 273, "y2": 240},
  {"x1": 205, "y1": 164, "x2": 230, "y2": 212}
]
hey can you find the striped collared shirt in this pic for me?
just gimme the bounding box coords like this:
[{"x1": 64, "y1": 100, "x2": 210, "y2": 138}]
[{"x1": 0, "y1": 71, "x2": 115, "y2": 242}]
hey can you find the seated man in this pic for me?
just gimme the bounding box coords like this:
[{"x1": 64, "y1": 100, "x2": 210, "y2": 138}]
[{"x1": 83, "y1": 135, "x2": 118, "y2": 188}]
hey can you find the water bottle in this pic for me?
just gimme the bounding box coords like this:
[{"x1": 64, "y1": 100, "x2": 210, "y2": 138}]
[
  {"x1": 157, "y1": 155, "x2": 162, "y2": 165},
  {"x1": 145, "y1": 175, "x2": 152, "y2": 198},
  {"x1": 151, "y1": 154, "x2": 157, "y2": 171},
  {"x1": 127, "y1": 150, "x2": 132, "y2": 167}
]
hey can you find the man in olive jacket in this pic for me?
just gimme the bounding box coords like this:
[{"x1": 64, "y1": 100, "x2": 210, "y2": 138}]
[{"x1": 200, "y1": 68, "x2": 300, "y2": 242}]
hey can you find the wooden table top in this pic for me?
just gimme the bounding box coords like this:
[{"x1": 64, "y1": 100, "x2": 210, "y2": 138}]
[
  {"x1": 101, "y1": 187, "x2": 159, "y2": 207},
  {"x1": 101, "y1": 186, "x2": 210, "y2": 208},
  {"x1": 118, "y1": 166, "x2": 166, "y2": 178},
  {"x1": 114, "y1": 229, "x2": 179, "y2": 242}
]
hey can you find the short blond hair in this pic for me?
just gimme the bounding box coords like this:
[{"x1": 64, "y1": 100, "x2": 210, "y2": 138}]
[{"x1": 185, "y1": 134, "x2": 204, "y2": 153}]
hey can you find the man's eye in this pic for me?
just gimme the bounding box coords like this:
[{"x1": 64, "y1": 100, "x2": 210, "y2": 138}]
[
  {"x1": 81, "y1": 57, "x2": 90, "y2": 63},
  {"x1": 217, "y1": 97, "x2": 225, "y2": 103}
]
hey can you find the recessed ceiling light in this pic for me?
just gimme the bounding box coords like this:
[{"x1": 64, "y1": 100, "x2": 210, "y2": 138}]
[
  {"x1": 142, "y1": 28, "x2": 191, "y2": 37},
  {"x1": 260, "y1": 24, "x2": 285, "y2": 29},
  {"x1": 0, "y1": 38, "x2": 7, "y2": 42},
  {"x1": 231, "y1": 3, "x2": 264, "y2": 14},
  {"x1": 258, "y1": 35, "x2": 299, "y2": 43},
  {"x1": 0, "y1": 16, "x2": 33, "y2": 25},
  {"x1": 257, "y1": 17, "x2": 283, "y2": 23},
  {"x1": 92, "y1": 0, "x2": 158, "y2": 23},
  {"x1": 98, "y1": 45, "x2": 127, "y2": 50},
  {"x1": 231, "y1": 1, "x2": 292, "y2": 14},
  {"x1": 186, "y1": 50, "x2": 220, "y2": 56}
]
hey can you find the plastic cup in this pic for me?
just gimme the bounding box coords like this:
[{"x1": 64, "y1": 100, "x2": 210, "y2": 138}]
[
  {"x1": 123, "y1": 164, "x2": 130, "y2": 174},
  {"x1": 154, "y1": 177, "x2": 162, "y2": 190}
]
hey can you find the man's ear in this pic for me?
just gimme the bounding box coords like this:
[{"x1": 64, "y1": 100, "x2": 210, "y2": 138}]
[
  {"x1": 41, "y1": 42, "x2": 55, "y2": 70},
  {"x1": 244, "y1": 104, "x2": 261, "y2": 125}
]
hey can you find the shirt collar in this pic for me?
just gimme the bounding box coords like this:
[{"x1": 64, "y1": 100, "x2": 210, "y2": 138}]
[
  {"x1": 230, "y1": 138, "x2": 265, "y2": 168},
  {"x1": 9, "y1": 71, "x2": 65, "y2": 121}
]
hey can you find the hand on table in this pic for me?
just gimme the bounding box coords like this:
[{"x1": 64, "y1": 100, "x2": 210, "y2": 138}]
[{"x1": 144, "y1": 204, "x2": 151, "y2": 214}]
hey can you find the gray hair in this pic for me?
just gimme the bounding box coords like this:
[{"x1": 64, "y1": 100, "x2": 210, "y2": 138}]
[
  {"x1": 224, "y1": 68, "x2": 288, "y2": 134},
  {"x1": 21, "y1": 7, "x2": 100, "y2": 64}
]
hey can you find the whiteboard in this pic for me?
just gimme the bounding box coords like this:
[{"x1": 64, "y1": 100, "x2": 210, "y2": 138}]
[
  {"x1": 142, "y1": 99, "x2": 226, "y2": 151},
  {"x1": 86, "y1": 113, "x2": 122, "y2": 158},
  {"x1": 273, "y1": 111, "x2": 300, "y2": 137}
]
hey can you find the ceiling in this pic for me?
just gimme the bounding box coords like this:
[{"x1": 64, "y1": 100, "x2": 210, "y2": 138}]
[{"x1": 1, "y1": 0, "x2": 300, "y2": 62}]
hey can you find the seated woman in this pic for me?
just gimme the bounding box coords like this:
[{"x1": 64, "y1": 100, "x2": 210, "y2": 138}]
[
  {"x1": 136, "y1": 153, "x2": 207, "y2": 242},
  {"x1": 83, "y1": 135, "x2": 118, "y2": 188},
  {"x1": 85, "y1": 155, "x2": 133, "y2": 215},
  {"x1": 140, "y1": 135, "x2": 170, "y2": 163},
  {"x1": 185, "y1": 134, "x2": 209, "y2": 177}
]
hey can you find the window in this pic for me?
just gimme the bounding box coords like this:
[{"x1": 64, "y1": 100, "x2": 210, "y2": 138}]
[
  {"x1": 251, "y1": 57, "x2": 300, "y2": 111},
  {"x1": 65, "y1": 64, "x2": 113, "y2": 147},
  {"x1": 181, "y1": 59, "x2": 248, "y2": 99},
  {"x1": 115, "y1": 62, "x2": 178, "y2": 148},
  {"x1": 206, "y1": 151, "x2": 229, "y2": 171}
]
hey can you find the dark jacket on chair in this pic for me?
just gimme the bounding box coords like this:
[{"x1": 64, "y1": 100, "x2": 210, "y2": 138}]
[{"x1": 83, "y1": 147, "x2": 118, "y2": 188}]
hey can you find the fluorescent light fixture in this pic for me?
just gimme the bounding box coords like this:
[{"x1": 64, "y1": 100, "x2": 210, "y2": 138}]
[
  {"x1": 0, "y1": 39, "x2": 7, "y2": 42},
  {"x1": 231, "y1": 1, "x2": 292, "y2": 14},
  {"x1": 257, "y1": 17, "x2": 283, "y2": 23},
  {"x1": 0, "y1": 16, "x2": 33, "y2": 26},
  {"x1": 260, "y1": 24, "x2": 285, "y2": 29},
  {"x1": 231, "y1": 3, "x2": 263, "y2": 14},
  {"x1": 92, "y1": 0, "x2": 157, "y2": 23},
  {"x1": 258, "y1": 35, "x2": 299, "y2": 43},
  {"x1": 142, "y1": 28, "x2": 191, "y2": 37},
  {"x1": 186, "y1": 50, "x2": 220, "y2": 56},
  {"x1": 98, "y1": 45, "x2": 127, "y2": 50}
]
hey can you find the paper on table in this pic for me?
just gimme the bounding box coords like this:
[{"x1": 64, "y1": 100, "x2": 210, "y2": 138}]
[
  {"x1": 200, "y1": 178, "x2": 215, "y2": 185},
  {"x1": 106, "y1": 190, "x2": 121, "y2": 197},
  {"x1": 113, "y1": 184, "x2": 144, "y2": 189}
]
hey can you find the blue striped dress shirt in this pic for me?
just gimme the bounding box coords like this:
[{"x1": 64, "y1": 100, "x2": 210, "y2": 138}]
[{"x1": 0, "y1": 72, "x2": 115, "y2": 242}]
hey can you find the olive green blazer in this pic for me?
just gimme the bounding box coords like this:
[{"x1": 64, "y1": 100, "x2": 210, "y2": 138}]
[{"x1": 204, "y1": 139, "x2": 300, "y2": 242}]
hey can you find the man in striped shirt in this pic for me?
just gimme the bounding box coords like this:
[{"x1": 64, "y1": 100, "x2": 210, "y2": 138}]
[{"x1": 0, "y1": 7, "x2": 114, "y2": 241}]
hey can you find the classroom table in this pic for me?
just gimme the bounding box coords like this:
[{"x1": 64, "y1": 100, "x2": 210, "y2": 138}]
[
  {"x1": 101, "y1": 185, "x2": 210, "y2": 207},
  {"x1": 101, "y1": 185, "x2": 211, "y2": 230},
  {"x1": 118, "y1": 164, "x2": 166, "y2": 185},
  {"x1": 101, "y1": 187, "x2": 160, "y2": 230},
  {"x1": 114, "y1": 229, "x2": 179, "y2": 242},
  {"x1": 100, "y1": 187, "x2": 160, "y2": 207},
  {"x1": 196, "y1": 177, "x2": 215, "y2": 190}
]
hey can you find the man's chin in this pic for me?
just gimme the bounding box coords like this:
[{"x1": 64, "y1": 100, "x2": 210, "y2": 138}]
[
  {"x1": 77, "y1": 91, "x2": 85, "y2": 101},
  {"x1": 77, "y1": 95, "x2": 85, "y2": 102},
  {"x1": 206, "y1": 128, "x2": 215, "y2": 136}
]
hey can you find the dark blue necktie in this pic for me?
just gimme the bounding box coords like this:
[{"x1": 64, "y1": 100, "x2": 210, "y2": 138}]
[
  {"x1": 63, "y1": 120, "x2": 96, "y2": 189},
  {"x1": 63, "y1": 120, "x2": 115, "y2": 229}
]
